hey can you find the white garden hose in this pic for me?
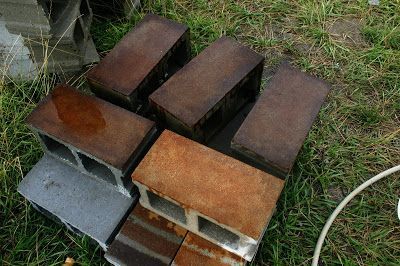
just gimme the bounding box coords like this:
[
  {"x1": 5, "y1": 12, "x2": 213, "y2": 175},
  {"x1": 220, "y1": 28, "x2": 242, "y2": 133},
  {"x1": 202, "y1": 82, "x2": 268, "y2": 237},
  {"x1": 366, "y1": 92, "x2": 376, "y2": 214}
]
[{"x1": 312, "y1": 165, "x2": 400, "y2": 266}]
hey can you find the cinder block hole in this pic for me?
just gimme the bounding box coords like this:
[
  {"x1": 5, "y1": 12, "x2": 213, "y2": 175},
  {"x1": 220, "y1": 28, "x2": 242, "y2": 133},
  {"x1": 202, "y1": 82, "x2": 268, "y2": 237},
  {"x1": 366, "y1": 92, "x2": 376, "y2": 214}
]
[
  {"x1": 202, "y1": 107, "x2": 223, "y2": 136},
  {"x1": 43, "y1": 0, "x2": 68, "y2": 24},
  {"x1": 198, "y1": 216, "x2": 240, "y2": 249},
  {"x1": 78, "y1": 153, "x2": 116, "y2": 185},
  {"x1": 146, "y1": 191, "x2": 187, "y2": 224},
  {"x1": 73, "y1": 20, "x2": 85, "y2": 51},
  {"x1": 39, "y1": 134, "x2": 77, "y2": 165},
  {"x1": 80, "y1": 0, "x2": 91, "y2": 25}
]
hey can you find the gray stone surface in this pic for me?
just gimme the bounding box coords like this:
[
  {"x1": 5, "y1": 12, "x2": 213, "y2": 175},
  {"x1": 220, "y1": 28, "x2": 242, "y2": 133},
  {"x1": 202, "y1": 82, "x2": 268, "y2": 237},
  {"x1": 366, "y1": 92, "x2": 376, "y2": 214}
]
[
  {"x1": 0, "y1": 0, "x2": 51, "y2": 37},
  {"x1": 1, "y1": 0, "x2": 98, "y2": 76},
  {"x1": 18, "y1": 155, "x2": 137, "y2": 249},
  {"x1": 0, "y1": 17, "x2": 38, "y2": 79}
]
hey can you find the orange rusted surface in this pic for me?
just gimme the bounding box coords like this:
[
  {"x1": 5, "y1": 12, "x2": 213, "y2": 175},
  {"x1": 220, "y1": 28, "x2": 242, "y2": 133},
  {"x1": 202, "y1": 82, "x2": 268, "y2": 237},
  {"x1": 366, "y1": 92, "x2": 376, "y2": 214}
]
[
  {"x1": 86, "y1": 13, "x2": 188, "y2": 96},
  {"x1": 149, "y1": 36, "x2": 264, "y2": 127},
  {"x1": 132, "y1": 130, "x2": 285, "y2": 240},
  {"x1": 26, "y1": 84, "x2": 155, "y2": 170},
  {"x1": 172, "y1": 232, "x2": 245, "y2": 266},
  {"x1": 132, "y1": 204, "x2": 187, "y2": 238},
  {"x1": 232, "y1": 62, "x2": 330, "y2": 176}
]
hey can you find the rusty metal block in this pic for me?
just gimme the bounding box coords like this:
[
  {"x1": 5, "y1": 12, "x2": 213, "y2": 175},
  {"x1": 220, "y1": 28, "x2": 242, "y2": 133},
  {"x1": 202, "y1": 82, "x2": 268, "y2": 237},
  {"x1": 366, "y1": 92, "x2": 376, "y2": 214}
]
[
  {"x1": 231, "y1": 62, "x2": 330, "y2": 178},
  {"x1": 172, "y1": 232, "x2": 246, "y2": 266},
  {"x1": 86, "y1": 13, "x2": 190, "y2": 111},
  {"x1": 132, "y1": 130, "x2": 284, "y2": 261},
  {"x1": 149, "y1": 36, "x2": 264, "y2": 143},
  {"x1": 105, "y1": 204, "x2": 187, "y2": 266},
  {"x1": 26, "y1": 83, "x2": 158, "y2": 196}
]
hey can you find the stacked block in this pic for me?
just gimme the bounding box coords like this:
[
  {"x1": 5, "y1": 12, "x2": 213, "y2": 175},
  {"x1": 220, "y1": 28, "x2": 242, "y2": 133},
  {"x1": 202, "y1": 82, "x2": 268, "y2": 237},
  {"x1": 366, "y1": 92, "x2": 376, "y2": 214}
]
[
  {"x1": 172, "y1": 232, "x2": 246, "y2": 266},
  {"x1": 149, "y1": 36, "x2": 264, "y2": 143},
  {"x1": 19, "y1": 83, "x2": 158, "y2": 248},
  {"x1": 87, "y1": 13, "x2": 190, "y2": 111},
  {"x1": 18, "y1": 155, "x2": 135, "y2": 249},
  {"x1": 0, "y1": 0, "x2": 99, "y2": 75},
  {"x1": 25, "y1": 84, "x2": 158, "y2": 196},
  {"x1": 105, "y1": 204, "x2": 187, "y2": 265},
  {"x1": 0, "y1": 0, "x2": 51, "y2": 37},
  {"x1": 232, "y1": 63, "x2": 331, "y2": 178},
  {"x1": 25, "y1": 0, "x2": 99, "y2": 72},
  {"x1": 132, "y1": 130, "x2": 285, "y2": 261},
  {"x1": 0, "y1": 17, "x2": 38, "y2": 79}
]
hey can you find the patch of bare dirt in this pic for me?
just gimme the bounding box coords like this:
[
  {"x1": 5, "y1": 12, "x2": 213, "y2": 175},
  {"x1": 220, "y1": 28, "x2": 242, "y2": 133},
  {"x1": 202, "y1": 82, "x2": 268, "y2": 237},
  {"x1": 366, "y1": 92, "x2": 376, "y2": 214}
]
[{"x1": 327, "y1": 17, "x2": 366, "y2": 47}]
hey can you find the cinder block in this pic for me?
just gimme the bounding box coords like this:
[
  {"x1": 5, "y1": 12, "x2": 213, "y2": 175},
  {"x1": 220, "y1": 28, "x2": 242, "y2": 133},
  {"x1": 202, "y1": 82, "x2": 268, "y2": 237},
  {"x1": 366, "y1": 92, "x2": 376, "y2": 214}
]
[
  {"x1": 0, "y1": 17, "x2": 38, "y2": 79},
  {"x1": 26, "y1": 84, "x2": 158, "y2": 196},
  {"x1": 25, "y1": 0, "x2": 94, "y2": 63},
  {"x1": 44, "y1": 0, "x2": 91, "y2": 47},
  {"x1": 86, "y1": 13, "x2": 190, "y2": 111},
  {"x1": 1, "y1": 0, "x2": 98, "y2": 74},
  {"x1": 17, "y1": 155, "x2": 137, "y2": 249},
  {"x1": 27, "y1": 37, "x2": 99, "y2": 73},
  {"x1": 132, "y1": 130, "x2": 285, "y2": 261},
  {"x1": 149, "y1": 36, "x2": 264, "y2": 143},
  {"x1": 105, "y1": 204, "x2": 187, "y2": 266},
  {"x1": 231, "y1": 62, "x2": 330, "y2": 178},
  {"x1": 172, "y1": 232, "x2": 246, "y2": 266},
  {"x1": 0, "y1": 0, "x2": 51, "y2": 37}
]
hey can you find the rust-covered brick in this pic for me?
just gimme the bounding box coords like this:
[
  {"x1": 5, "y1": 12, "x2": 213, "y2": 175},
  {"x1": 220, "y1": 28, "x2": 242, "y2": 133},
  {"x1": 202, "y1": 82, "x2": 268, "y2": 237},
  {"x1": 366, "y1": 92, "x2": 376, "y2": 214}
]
[
  {"x1": 105, "y1": 204, "x2": 187, "y2": 266},
  {"x1": 231, "y1": 62, "x2": 330, "y2": 178},
  {"x1": 132, "y1": 130, "x2": 284, "y2": 261},
  {"x1": 172, "y1": 232, "x2": 246, "y2": 266},
  {"x1": 86, "y1": 13, "x2": 190, "y2": 111},
  {"x1": 149, "y1": 36, "x2": 264, "y2": 143},
  {"x1": 26, "y1": 83, "x2": 158, "y2": 195}
]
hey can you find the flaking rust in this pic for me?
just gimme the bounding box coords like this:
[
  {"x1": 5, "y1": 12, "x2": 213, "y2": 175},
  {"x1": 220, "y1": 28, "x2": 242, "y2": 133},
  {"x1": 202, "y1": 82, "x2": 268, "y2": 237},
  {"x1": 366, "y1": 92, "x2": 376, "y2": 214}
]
[{"x1": 172, "y1": 232, "x2": 246, "y2": 266}]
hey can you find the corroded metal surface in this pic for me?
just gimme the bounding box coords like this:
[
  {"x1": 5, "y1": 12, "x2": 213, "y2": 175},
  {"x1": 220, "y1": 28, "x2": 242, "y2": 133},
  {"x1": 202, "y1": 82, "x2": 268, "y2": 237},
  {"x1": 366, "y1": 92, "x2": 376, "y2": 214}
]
[
  {"x1": 86, "y1": 13, "x2": 189, "y2": 97},
  {"x1": 105, "y1": 204, "x2": 187, "y2": 265},
  {"x1": 149, "y1": 36, "x2": 264, "y2": 128},
  {"x1": 232, "y1": 62, "x2": 330, "y2": 177},
  {"x1": 172, "y1": 232, "x2": 245, "y2": 266},
  {"x1": 132, "y1": 130, "x2": 284, "y2": 240},
  {"x1": 26, "y1": 84, "x2": 155, "y2": 170}
]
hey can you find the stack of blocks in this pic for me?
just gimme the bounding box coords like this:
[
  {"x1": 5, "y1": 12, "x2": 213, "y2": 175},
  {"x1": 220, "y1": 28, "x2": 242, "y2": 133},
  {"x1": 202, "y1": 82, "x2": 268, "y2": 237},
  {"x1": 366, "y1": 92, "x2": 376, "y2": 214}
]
[
  {"x1": 0, "y1": 0, "x2": 99, "y2": 75},
  {"x1": 18, "y1": 13, "x2": 330, "y2": 265}
]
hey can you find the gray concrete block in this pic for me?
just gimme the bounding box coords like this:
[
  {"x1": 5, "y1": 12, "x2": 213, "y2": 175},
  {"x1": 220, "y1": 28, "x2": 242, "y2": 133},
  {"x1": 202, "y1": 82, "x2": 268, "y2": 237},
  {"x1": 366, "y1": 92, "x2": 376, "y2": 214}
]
[
  {"x1": 83, "y1": 37, "x2": 99, "y2": 65},
  {"x1": 0, "y1": 0, "x2": 51, "y2": 37},
  {"x1": 0, "y1": 17, "x2": 38, "y2": 79},
  {"x1": 18, "y1": 155, "x2": 138, "y2": 250}
]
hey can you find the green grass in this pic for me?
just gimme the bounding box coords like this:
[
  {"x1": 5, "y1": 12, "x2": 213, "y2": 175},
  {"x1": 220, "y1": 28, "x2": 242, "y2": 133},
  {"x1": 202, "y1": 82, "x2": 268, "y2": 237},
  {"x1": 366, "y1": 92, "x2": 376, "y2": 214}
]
[{"x1": 1, "y1": 0, "x2": 399, "y2": 265}]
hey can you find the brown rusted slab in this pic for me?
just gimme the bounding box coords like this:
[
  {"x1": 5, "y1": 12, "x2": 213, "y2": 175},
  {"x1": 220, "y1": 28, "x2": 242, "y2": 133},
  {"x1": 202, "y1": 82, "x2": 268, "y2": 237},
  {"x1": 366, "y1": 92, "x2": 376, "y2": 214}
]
[
  {"x1": 232, "y1": 62, "x2": 330, "y2": 178},
  {"x1": 172, "y1": 232, "x2": 246, "y2": 266},
  {"x1": 105, "y1": 204, "x2": 187, "y2": 266},
  {"x1": 132, "y1": 130, "x2": 284, "y2": 242},
  {"x1": 86, "y1": 13, "x2": 190, "y2": 110},
  {"x1": 149, "y1": 36, "x2": 264, "y2": 142},
  {"x1": 26, "y1": 83, "x2": 155, "y2": 171}
]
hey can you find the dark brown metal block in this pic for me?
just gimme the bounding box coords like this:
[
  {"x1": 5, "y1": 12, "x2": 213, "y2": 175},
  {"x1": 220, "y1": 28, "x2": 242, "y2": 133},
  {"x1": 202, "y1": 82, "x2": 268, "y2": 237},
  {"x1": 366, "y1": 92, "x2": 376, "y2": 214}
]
[
  {"x1": 231, "y1": 62, "x2": 330, "y2": 178},
  {"x1": 105, "y1": 204, "x2": 187, "y2": 266},
  {"x1": 172, "y1": 232, "x2": 246, "y2": 266},
  {"x1": 86, "y1": 13, "x2": 190, "y2": 111},
  {"x1": 26, "y1": 83, "x2": 157, "y2": 195},
  {"x1": 149, "y1": 36, "x2": 264, "y2": 143}
]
